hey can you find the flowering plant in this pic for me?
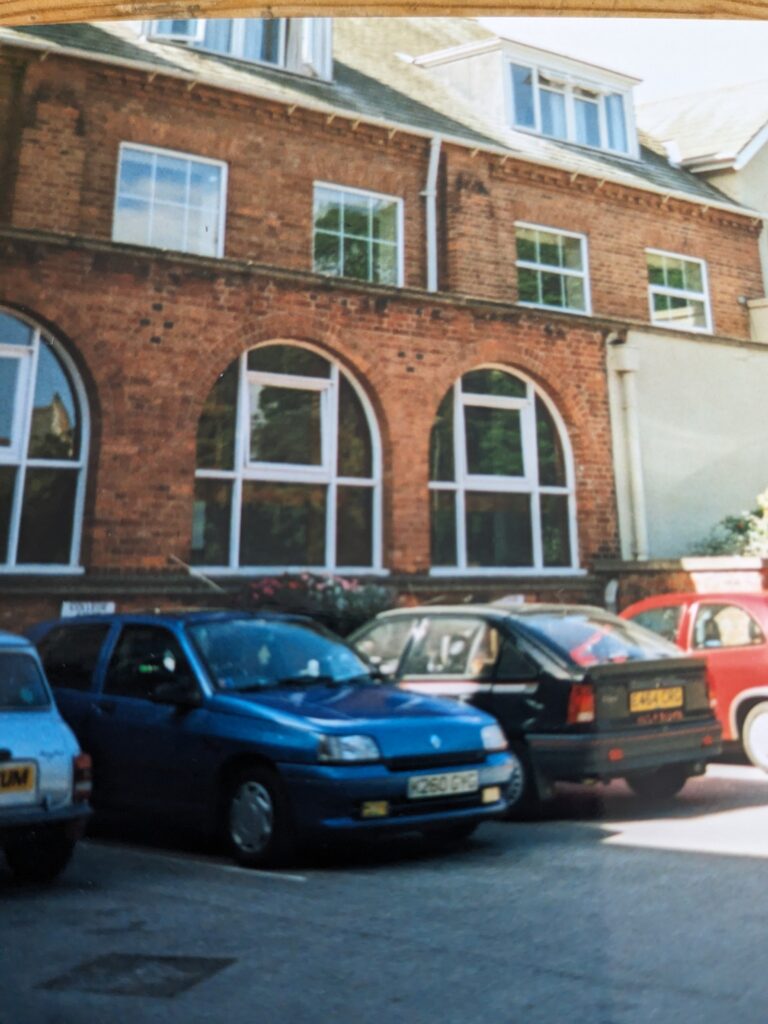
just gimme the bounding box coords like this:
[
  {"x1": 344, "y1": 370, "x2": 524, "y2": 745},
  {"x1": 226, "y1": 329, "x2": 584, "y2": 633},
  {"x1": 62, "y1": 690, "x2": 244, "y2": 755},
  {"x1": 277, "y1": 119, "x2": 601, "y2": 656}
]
[
  {"x1": 692, "y1": 487, "x2": 768, "y2": 556},
  {"x1": 246, "y1": 572, "x2": 396, "y2": 636}
]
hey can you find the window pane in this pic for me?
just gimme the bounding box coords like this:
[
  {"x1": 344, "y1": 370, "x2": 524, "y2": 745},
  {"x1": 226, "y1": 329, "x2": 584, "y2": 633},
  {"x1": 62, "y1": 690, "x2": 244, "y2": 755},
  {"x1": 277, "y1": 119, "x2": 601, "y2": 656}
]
[
  {"x1": 401, "y1": 616, "x2": 489, "y2": 677},
  {"x1": 243, "y1": 18, "x2": 282, "y2": 63},
  {"x1": 575, "y1": 97, "x2": 600, "y2": 147},
  {"x1": 371, "y1": 199, "x2": 398, "y2": 242},
  {"x1": 464, "y1": 407, "x2": 524, "y2": 476},
  {"x1": 336, "y1": 486, "x2": 373, "y2": 566},
  {"x1": 0, "y1": 467, "x2": 15, "y2": 562},
  {"x1": 605, "y1": 94, "x2": 628, "y2": 152},
  {"x1": 149, "y1": 201, "x2": 186, "y2": 252},
  {"x1": 465, "y1": 492, "x2": 533, "y2": 567},
  {"x1": 646, "y1": 253, "x2": 665, "y2": 285},
  {"x1": 515, "y1": 228, "x2": 537, "y2": 263},
  {"x1": 104, "y1": 626, "x2": 192, "y2": 700},
  {"x1": 17, "y1": 468, "x2": 77, "y2": 564},
  {"x1": 665, "y1": 258, "x2": 685, "y2": 290},
  {"x1": 38, "y1": 624, "x2": 110, "y2": 692},
  {"x1": 429, "y1": 391, "x2": 455, "y2": 482},
  {"x1": 196, "y1": 363, "x2": 237, "y2": 470},
  {"x1": 191, "y1": 478, "x2": 232, "y2": 565},
  {"x1": 562, "y1": 235, "x2": 584, "y2": 271},
  {"x1": 154, "y1": 154, "x2": 188, "y2": 204},
  {"x1": 113, "y1": 197, "x2": 151, "y2": 245},
  {"x1": 201, "y1": 19, "x2": 233, "y2": 53},
  {"x1": 247, "y1": 345, "x2": 330, "y2": 377},
  {"x1": 517, "y1": 266, "x2": 539, "y2": 303},
  {"x1": 343, "y1": 236, "x2": 369, "y2": 280},
  {"x1": 540, "y1": 88, "x2": 566, "y2": 139},
  {"x1": 541, "y1": 494, "x2": 571, "y2": 567},
  {"x1": 541, "y1": 271, "x2": 565, "y2": 307},
  {"x1": 249, "y1": 384, "x2": 322, "y2": 465},
  {"x1": 343, "y1": 195, "x2": 370, "y2": 237},
  {"x1": 240, "y1": 482, "x2": 326, "y2": 565},
  {"x1": 0, "y1": 313, "x2": 34, "y2": 346},
  {"x1": 186, "y1": 206, "x2": 219, "y2": 257},
  {"x1": 314, "y1": 188, "x2": 341, "y2": 232},
  {"x1": 461, "y1": 369, "x2": 525, "y2": 398},
  {"x1": 565, "y1": 276, "x2": 586, "y2": 311},
  {"x1": 538, "y1": 233, "x2": 561, "y2": 268},
  {"x1": 536, "y1": 396, "x2": 566, "y2": 486},
  {"x1": 684, "y1": 260, "x2": 704, "y2": 293},
  {"x1": 0, "y1": 358, "x2": 20, "y2": 447},
  {"x1": 372, "y1": 242, "x2": 397, "y2": 285},
  {"x1": 117, "y1": 152, "x2": 152, "y2": 198},
  {"x1": 430, "y1": 489, "x2": 456, "y2": 566},
  {"x1": 337, "y1": 377, "x2": 372, "y2": 477},
  {"x1": 314, "y1": 230, "x2": 341, "y2": 276},
  {"x1": 28, "y1": 341, "x2": 80, "y2": 460},
  {"x1": 511, "y1": 64, "x2": 535, "y2": 128}
]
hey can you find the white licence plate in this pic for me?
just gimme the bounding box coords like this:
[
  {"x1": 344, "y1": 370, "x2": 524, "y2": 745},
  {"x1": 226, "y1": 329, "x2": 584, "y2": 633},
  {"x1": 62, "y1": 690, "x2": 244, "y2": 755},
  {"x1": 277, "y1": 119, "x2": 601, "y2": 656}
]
[{"x1": 407, "y1": 769, "x2": 479, "y2": 800}]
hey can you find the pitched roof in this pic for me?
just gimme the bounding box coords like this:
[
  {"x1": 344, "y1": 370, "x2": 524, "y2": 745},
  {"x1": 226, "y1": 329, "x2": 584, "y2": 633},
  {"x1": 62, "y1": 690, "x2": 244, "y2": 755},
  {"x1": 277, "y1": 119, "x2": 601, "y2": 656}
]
[
  {"x1": 638, "y1": 79, "x2": 768, "y2": 169},
  {"x1": 0, "y1": 18, "x2": 751, "y2": 214}
]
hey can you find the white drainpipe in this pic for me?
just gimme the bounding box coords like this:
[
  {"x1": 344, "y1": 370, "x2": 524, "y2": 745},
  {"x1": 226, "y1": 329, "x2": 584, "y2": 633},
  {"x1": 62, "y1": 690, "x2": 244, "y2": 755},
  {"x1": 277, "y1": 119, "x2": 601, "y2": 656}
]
[
  {"x1": 422, "y1": 136, "x2": 442, "y2": 292},
  {"x1": 610, "y1": 339, "x2": 649, "y2": 561}
]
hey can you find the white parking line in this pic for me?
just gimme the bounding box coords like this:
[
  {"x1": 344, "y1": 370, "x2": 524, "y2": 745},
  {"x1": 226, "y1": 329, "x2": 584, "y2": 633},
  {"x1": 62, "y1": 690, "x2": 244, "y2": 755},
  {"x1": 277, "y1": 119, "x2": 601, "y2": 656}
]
[{"x1": 84, "y1": 840, "x2": 308, "y2": 882}]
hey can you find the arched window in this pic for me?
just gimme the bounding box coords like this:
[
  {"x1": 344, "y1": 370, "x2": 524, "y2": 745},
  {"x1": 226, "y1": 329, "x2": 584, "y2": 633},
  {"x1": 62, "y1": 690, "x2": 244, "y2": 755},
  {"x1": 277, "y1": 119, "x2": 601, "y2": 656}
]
[
  {"x1": 429, "y1": 367, "x2": 577, "y2": 573},
  {"x1": 0, "y1": 309, "x2": 89, "y2": 570},
  {"x1": 193, "y1": 343, "x2": 382, "y2": 572}
]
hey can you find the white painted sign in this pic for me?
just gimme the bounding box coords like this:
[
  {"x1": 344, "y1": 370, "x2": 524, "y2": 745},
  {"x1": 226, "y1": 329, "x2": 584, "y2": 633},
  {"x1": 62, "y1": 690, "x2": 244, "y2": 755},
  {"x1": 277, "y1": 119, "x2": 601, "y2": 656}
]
[{"x1": 60, "y1": 601, "x2": 116, "y2": 618}]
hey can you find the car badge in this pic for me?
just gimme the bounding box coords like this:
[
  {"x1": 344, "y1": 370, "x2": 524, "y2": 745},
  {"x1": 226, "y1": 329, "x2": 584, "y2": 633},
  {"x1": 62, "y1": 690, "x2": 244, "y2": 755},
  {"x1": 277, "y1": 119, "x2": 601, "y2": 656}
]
[{"x1": 430, "y1": 734, "x2": 442, "y2": 750}]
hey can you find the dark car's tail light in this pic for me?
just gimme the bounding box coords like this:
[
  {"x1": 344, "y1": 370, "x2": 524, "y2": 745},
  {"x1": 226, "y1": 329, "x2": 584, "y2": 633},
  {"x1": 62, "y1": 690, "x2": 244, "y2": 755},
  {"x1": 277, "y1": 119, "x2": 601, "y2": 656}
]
[
  {"x1": 72, "y1": 752, "x2": 92, "y2": 803},
  {"x1": 567, "y1": 683, "x2": 595, "y2": 724}
]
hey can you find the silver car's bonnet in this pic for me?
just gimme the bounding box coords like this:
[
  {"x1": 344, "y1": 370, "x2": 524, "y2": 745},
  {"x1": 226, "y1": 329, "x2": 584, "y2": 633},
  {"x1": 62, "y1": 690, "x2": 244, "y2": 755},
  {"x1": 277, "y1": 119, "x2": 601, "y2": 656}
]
[{"x1": 1, "y1": 708, "x2": 79, "y2": 811}]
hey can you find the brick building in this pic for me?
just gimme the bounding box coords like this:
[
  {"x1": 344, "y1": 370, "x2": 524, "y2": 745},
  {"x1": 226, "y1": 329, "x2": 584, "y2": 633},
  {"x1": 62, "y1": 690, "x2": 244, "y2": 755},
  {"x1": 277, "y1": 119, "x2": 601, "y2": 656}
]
[{"x1": 0, "y1": 17, "x2": 764, "y2": 629}]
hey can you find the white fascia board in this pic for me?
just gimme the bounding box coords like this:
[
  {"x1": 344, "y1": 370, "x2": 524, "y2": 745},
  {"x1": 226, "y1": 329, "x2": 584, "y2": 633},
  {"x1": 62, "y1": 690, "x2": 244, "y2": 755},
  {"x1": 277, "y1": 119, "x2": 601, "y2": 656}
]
[
  {"x1": 0, "y1": 27, "x2": 755, "y2": 223},
  {"x1": 498, "y1": 38, "x2": 641, "y2": 90},
  {"x1": 412, "y1": 38, "x2": 502, "y2": 68}
]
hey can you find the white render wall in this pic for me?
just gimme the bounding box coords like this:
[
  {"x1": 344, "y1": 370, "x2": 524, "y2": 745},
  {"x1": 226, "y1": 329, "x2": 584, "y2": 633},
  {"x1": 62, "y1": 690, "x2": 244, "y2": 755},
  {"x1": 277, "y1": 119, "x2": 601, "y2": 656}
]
[{"x1": 608, "y1": 329, "x2": 768, "y2": 559}]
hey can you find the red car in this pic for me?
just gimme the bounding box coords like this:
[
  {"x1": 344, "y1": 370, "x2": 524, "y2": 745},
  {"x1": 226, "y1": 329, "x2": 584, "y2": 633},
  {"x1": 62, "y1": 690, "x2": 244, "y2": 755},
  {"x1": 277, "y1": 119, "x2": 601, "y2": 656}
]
[{"x1": 621, "y1": 592, "x2": 768, "y2": 770}]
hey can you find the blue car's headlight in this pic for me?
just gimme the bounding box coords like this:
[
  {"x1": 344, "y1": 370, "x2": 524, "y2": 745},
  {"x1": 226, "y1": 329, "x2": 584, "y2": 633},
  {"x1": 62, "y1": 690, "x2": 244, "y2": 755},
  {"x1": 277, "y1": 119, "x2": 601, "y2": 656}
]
[
  {"x1": 481, "y1": 724, "x2": 508, "y2": 752},
  {"x1": 317, "y1": 734, "x2": 382, "y2": 763}
]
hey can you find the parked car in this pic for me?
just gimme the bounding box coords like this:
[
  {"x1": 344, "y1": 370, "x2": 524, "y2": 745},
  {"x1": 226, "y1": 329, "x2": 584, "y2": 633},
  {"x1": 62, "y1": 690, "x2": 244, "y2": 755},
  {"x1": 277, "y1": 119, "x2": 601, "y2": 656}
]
[
  {"x1": 349, "y1": 603, "x2": 722, "y2": 816},
  {"x1": 621, "y1": 592, "x2": 768, "y2": 770},
  {"x1": 26, "y1": 611, "x2": 514, "y2": 867},
  {"x1": 0, "y1": 630, "x2": 91, "y2": 882}
]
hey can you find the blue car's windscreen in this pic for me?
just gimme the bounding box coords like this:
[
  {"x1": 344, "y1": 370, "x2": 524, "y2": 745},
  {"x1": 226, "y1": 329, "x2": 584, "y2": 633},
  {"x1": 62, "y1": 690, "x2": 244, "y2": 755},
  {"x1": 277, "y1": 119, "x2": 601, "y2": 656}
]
[
  {"x1": 511, "y1": 610, "x2": 683, "y2": 668},
  {"x1": 0, "y1": 653, "x2": 51, "y2": 708},
  {"x1": 187, "y1": 619, "x2": 371, "y2": 691}
]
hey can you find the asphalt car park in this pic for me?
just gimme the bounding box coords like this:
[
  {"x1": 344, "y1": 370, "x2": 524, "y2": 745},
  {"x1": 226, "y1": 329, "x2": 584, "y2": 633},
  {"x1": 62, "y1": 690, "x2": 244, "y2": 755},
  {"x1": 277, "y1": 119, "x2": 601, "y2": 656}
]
[{"x1": 4, "y1": 763, "x2": 768, "y2": 1024}]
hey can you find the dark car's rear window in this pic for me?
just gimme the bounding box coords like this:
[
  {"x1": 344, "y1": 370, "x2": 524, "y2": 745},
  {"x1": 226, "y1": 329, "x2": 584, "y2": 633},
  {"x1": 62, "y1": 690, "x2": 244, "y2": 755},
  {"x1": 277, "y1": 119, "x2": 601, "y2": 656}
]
[
  {"x1": 511, "y1": 609, "x2": 683, "y2": 668},
  {"x1": 0, "y1": 652, "x2": 51, "y2": 709}
]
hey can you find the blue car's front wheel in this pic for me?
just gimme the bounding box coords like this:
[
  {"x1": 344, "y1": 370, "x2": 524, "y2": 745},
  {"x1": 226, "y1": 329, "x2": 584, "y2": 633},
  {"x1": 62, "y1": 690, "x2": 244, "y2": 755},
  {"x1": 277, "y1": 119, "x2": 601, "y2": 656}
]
[{"x1": 226, "y1": 767, "x2": 294, "y2": 868}]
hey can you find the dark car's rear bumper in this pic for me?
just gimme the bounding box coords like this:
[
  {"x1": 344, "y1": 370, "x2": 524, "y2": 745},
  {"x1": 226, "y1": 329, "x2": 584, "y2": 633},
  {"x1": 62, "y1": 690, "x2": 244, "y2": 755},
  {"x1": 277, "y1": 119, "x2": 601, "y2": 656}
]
[
  {"x1": 0, "y1": 802, "x2": 91, "y2": 841},
  {"x1": 528, "y1": 719, "x2": 722, "y2": 783}
]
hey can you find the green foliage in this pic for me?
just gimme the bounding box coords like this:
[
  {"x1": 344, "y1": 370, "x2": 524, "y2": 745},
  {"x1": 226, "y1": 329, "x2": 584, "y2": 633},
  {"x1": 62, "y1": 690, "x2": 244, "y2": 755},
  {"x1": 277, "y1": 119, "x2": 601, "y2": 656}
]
[
  {"x1": 691, "y1": 488, "x2": 768, "y2": 556},
  {"x1": 246, "y1": 572, "x2": 396, "y2": 636}
]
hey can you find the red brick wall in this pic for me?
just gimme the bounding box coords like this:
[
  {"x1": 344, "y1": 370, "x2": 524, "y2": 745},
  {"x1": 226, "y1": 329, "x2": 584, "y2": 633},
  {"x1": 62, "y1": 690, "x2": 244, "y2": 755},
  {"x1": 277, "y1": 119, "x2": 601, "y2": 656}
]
[
  {"x1": 4, "y1": 51, "x2": 762, "y2": 341},
  {"x1": 0, "y1": 236, "x2": 618, "y2": 577}
]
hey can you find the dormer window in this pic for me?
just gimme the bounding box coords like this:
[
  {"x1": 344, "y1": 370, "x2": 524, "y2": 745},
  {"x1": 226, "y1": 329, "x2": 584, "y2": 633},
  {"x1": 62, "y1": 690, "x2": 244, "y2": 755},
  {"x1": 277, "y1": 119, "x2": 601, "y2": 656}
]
[
  {"x1": 146, "y1": 18, "x2": 332, "y2": 80},
  {"x1": 509, "y1": 61, "x2": 631, "y2": 155}
]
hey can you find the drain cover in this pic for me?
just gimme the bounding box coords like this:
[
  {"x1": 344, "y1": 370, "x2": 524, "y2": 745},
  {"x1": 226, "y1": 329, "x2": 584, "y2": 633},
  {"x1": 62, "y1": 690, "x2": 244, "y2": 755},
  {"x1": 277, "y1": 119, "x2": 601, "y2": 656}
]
[{"x1": 41, "y1": 954, "x2": 236, "y2": 999}]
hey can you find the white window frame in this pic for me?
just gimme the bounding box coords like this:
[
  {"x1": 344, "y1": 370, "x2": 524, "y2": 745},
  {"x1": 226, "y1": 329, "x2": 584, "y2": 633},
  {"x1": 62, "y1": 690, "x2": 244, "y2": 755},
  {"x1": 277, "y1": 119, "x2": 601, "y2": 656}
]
[
  {"x1": 112, "y1": 142, "x2": 228, "y2": 259},
  {"x1": 195, "y1": 342, "x2": 385, "y2": 575},
  {"x1": 0, "y1": 310, "x2": 89, "y2": 575},
  {"x1": 506, "y1": 59, "x2": 636, "y2": 157},
  {"x1": 645, "y1": 248, "x2": 713, "y2": 334},
  {"x1": 313, "y1": 181, "x2": 405, "y2": 288},
  {"x1": 515, "y1": 222, "x2": 591, "y2": 316},
  {"x1": 146, "y1": 19, "x2": 204, "y2": 43},
  {"x1": 429, "y1": 366, "x2": 581, "y2": 577}
]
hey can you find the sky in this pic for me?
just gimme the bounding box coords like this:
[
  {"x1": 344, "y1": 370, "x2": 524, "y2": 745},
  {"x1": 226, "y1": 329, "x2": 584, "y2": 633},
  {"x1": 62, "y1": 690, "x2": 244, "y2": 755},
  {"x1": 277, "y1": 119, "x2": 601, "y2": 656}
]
[{"x1": 479, "y1": 18, "x2": 768, "y2": 104}]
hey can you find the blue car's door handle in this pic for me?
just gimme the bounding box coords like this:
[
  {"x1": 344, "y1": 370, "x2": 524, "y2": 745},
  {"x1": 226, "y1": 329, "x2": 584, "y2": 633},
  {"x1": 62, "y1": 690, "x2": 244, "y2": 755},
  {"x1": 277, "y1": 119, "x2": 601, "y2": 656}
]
[{"x1": 94, "y1": 699, "x2": 117, "y2": 715}]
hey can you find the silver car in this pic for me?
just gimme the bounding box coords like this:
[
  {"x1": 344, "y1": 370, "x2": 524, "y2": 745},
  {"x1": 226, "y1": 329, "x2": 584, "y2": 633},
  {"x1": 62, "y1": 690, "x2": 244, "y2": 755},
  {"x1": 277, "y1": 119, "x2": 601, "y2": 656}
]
[{"x1": 0, "y1": 630, "x2": 91, "y2": 882}]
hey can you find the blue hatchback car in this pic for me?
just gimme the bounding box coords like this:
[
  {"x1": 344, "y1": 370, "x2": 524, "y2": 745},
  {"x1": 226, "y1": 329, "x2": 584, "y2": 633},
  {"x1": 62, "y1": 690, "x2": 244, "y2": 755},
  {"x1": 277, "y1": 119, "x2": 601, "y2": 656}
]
[{"x1": 27, "y1": 611, "x2": 513, "y2": 866}]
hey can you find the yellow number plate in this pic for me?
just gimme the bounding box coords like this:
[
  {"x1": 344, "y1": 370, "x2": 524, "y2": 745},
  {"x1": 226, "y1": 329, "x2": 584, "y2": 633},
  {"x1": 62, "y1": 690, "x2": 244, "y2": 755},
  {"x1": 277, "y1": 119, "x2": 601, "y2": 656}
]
[
  {"x1": 630, "y1": 687, "x2": 684, "y2": 713},
  {"x1": 0, "y1": 761, "x2": 37, "y2": 798}
]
